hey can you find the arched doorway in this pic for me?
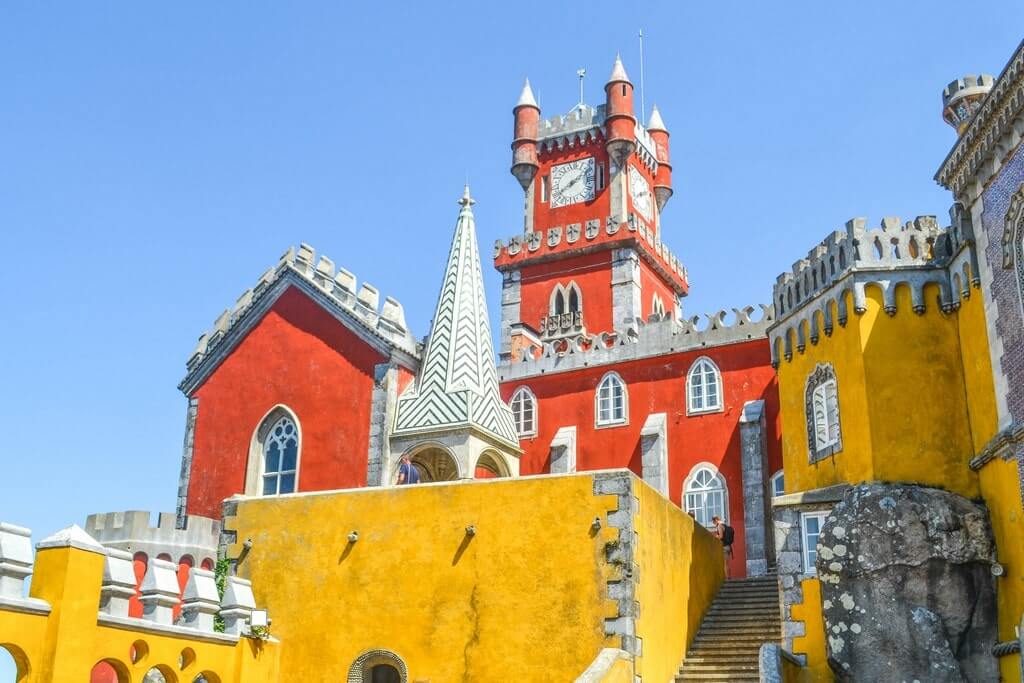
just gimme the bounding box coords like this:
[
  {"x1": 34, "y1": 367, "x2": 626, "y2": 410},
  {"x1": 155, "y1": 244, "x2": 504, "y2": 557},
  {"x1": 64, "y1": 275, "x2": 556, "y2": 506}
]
[
  {"x1": 347, "y1": 649, "x2": 408, "y2": 683},
  {"x1": 368, "y1": 664, "x2": 400, "y2": 683},
  {"x1": 0, "y1": 644, "x2": 28, "y2": 683},
  {"x1": 408, "y1": 446, "x2": 458, "y2": 482}
]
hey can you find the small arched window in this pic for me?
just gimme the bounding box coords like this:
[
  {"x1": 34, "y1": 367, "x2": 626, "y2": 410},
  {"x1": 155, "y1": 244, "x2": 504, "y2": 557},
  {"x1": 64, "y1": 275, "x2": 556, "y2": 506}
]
[
  {"x1": 510, "y1": 387, "x2": 537, "y2": 437},
  {"x1": 684, "y1": 464, "x2": 728, "y2": 528},
  {"x1": 567, "y1": 284, "x2": 580, "y2": 313},
  {"x1": 652, "y1": 294, "x2": 666, "y2": 317},
  {"x1": 805, "y1": 364, "x2": 842, "y2": 462},
  {"x1": 262, "y1": 415, "x2": 298, "y2": 495},
  {"x1": 553, "y1": 288, "x2": 566, "y2": 315},
  {"x1": 687, "y1": 357, "x2": 723, "y2": 414},
  {"x1": 550, "y1": 282, "x2": 582, "y2": 316},
  {"x1": 770, "y1": 470, "x2": 785, "y2": 498},
  {"x1": 595, "y1": 372, "x2": 627, "y2": 426}
]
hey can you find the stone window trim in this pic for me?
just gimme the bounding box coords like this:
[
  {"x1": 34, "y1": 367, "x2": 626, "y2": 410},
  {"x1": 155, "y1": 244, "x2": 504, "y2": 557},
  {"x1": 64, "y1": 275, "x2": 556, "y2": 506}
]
[
  {"x1": 509, "y1": 386, "x2": 538, "y2": 438},
  {"x1": 770, "y1": 469, "x2": 785, "y2": 498},
  {"x1": 683, "y1": 461, "x2": 729, "y2": 529},
  {"x1": 686, "y1": 356, "x2": 724, "y2": 415},
  {"x1": 805, "y1": 363, "x2": 842, "y2": 462},
  {"x1": 1002, "y1": 183, "x2": 1024, "y2": 319},
  {"x1": 549, "y1": 281, "x2": 583, "y2": 316},
  {"x1": 800, "y1": 511, "x2": 828, "y2": 575},
  {"x1": 347, "y1": 649, "x2": 408, "y2": 683},
  {"x1": 244, "y1": 404, "x2": 302, "y2": 497},
  {"x1": 652, "y1": 293, "x2": 666, "y2": 317},
  {"x1": 595, "y1": 371, "x2": 629, "y2": 428}
]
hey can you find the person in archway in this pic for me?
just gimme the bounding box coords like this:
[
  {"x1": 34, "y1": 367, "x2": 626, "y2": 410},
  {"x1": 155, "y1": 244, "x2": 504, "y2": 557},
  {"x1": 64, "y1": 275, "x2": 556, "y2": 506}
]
[
  {"x1": 397, "y1": 454, "x2": 421, "y2": 485},
  {"x1": 712, "y1": 515, "x2": 734, "y2": 579}
]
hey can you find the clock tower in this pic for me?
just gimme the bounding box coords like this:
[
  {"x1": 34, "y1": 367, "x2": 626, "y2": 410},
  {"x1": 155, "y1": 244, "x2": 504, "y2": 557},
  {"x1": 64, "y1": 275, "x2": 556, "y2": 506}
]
[{"x1": 494, "y1": 56, "x2": 687, "y2": 360}]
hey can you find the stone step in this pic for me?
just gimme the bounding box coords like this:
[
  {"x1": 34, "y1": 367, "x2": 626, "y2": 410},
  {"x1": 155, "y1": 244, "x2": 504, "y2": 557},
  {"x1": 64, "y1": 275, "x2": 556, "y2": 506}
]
[
  {"x1": 692, "y1": 635, "x2": 777, "y2": 646},
  {"x1": 676, "y1": 674, "x2": 760, "y2": 682},
  {"x1": 703, "y1": 610, "x2": 780, "y2": 619},
  {"x1": 682, "y1": 655, "x2": 760, "y2": 665},
  {"x1": 697, "y1": 625, "x2": 780, "y2": 634}
]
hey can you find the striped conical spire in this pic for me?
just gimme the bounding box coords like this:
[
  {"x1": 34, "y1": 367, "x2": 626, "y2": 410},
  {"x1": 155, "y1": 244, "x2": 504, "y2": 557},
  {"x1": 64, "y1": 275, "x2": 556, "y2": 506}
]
[{"x1": 392, "y1": 186, "x2": 519, "y2": 448}]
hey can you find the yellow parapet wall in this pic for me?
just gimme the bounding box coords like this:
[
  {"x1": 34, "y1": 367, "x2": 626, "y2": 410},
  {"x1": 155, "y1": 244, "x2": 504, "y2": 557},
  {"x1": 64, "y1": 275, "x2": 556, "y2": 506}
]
[
  {"x1": 0, "y1": 525, "x2": 279, "y2": 683},
  {"x1": 223, "y1": 469, "x2": 725, "y2": 682}
]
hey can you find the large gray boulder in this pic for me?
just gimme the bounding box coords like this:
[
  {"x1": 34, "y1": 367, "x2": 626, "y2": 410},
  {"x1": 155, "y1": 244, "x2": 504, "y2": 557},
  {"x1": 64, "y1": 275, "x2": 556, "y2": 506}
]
[{"x1": 816, "y1": 483, "x2": 998, "y2": 682}]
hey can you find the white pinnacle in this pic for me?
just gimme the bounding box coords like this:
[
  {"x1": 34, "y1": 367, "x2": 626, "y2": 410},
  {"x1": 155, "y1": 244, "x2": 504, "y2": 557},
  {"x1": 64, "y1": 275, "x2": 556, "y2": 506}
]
[
  {"x1": 516, "y1": 78, "x2": 539, "y2": 109},
  {"x1": 647, "y1": 105, "x2": 667, "y2": 132},
  {"x1": 607, "y1": 54, "x2": 631, "y2": 84}
]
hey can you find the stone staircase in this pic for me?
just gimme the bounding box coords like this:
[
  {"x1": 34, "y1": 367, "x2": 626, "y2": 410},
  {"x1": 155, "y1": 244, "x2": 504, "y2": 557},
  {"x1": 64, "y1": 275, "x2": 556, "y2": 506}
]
[{"x1": 676, "y1": 575, "x2": 781, "y2": 682}]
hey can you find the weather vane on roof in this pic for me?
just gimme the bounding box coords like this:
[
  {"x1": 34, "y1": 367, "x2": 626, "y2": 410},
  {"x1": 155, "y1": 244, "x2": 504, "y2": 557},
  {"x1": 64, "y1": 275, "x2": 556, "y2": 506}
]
[{"x1": 577, "y1": 68, "x2": 586, "y2": 108}]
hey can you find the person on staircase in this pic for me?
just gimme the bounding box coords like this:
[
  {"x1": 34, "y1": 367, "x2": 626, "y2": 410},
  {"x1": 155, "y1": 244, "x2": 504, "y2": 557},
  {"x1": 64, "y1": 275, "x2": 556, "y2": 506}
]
[{"x1": 712, "y1": 515, "x2": 734, "y2": 579}]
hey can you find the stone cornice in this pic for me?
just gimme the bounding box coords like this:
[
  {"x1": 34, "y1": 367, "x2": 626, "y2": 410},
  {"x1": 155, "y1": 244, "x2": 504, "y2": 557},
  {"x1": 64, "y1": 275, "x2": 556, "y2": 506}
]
[
  {"x1": 969, "y1": 422, "x2": 1024, "y2": 470},
  {"x1": 936, "y1": 40, "x2": 1024, "y2": 201}
]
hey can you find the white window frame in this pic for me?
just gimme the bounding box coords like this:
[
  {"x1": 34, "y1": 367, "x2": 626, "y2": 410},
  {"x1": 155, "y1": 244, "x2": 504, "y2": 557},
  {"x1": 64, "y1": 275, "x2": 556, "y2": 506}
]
[
  {"x1": 260, "y1": 414, "x2": 300, "y2": 496},
  {"x1": 595, "y1": 371, "x2": 628, "y2": 428},
  {"x1": 549, "y1": 282, "x2": 583, "y2": 316},
  {"x1": 801, "y1": 511, "x2": 828, "y2": 575},
  {"x1": 770, "y1": 469, "x2": 785, "y2": 498},
  {"x1": 686, "y1": 356, "x2": 723, "y2": 415},
  {"x1": 510, "y1": 386, "x2": 537, "y2": 438},
  {"x1": 682, "y1": 462, "x2": 728, "y2": 529}
]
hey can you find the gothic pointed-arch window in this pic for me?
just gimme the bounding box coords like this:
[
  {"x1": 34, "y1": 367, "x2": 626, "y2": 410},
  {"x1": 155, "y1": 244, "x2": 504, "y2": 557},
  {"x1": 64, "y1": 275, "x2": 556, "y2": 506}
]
[
  {"x1": 683, "y1": 464, "x2": 728, "y2": 528},
  {"x1": 805, "y1": 364, "x2": 841, "y2": 462},
  {"x1": 687, "y1": 357, "x2": 723, "y2": 414},
  {"x1": 652, "y1": 294, "x2": 666, "y2": 317},
  {"x1": 567, "y1": 283, "x2": 581, "y2": 313},
  {"x1": 595, "y1": 372, "x2": 627, "y2": 427},
  {"x1": 550, "y1": 282, "x2": 582, "y2": 316},
  {"x1": 552, "y1": 288, "x2": 566, "y2": 315},
  {"x1": 510, "y1": 387, "x2": 537, "y2": 437},
  {"x1": 262, "y1": 415, "x2": 299, "y2": 495}
]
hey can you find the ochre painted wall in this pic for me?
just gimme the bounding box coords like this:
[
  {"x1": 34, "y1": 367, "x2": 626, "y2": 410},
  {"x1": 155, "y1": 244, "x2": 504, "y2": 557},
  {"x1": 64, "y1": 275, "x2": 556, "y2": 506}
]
[
  {"x1": 634, "y1": 482, "x2": 725, "y2": 683},
  {"x1": 186, "y1": 285, "x2": 387, "y2": 518},
  {"x1": 777, "y1": 288, "x2": 980, "y2": 498},
  {"x1": 790, "y1": 577, "x2": 830, "y2": 682},
  {"x1": 502, "y1": 339, "x2": 782, "y2": 578},
  {"x1": 979, "y1": 455, "x2": 1024, "y2": 681},
  {"x1": 225, "y1": 472, "x2": 726, "y2": 682},
  {"x1": 956, "y1": 286, "x2": 999, "y2": 453},
  {"x1": 0, "y1": 544, "x2": 277, "y2": 682}
]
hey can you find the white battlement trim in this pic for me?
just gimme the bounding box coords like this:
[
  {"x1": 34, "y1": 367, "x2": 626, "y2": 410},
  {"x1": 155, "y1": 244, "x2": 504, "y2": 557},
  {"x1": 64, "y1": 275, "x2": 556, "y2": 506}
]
[
  {"x1": 36, "y1": 524, "x2": 105, "y2": 554},
  {"x1": 0, "y1": 595, "x2": 51, "y2": 616},
  {"x1": 769, "y1": 214, "x2": 980, "y2": 365},
  {"x1": 97, "y1": 613, "x2": 242, "y2": 645},
  {"x1": 180, "y1": 243, "x2": 420, "y2": 393},
  {"x1": 498, "y1": 306, "x2": 773, "y2": 382},
  {"x1": 86, "y1": 511, "x2": 220, "y2": 550}
]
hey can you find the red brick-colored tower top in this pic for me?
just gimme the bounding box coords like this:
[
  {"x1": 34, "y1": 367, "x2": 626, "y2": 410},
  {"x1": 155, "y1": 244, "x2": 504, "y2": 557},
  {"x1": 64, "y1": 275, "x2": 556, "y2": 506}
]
[
  {"x1": 605, "y1": 55, "x2": 637, "y2": 167},
  {"x1": 647, "y1": 105, "x2": 673, "y2": 211},
  {"x1": 511, "y1": 79, "x2": 541, "y2": 192}
]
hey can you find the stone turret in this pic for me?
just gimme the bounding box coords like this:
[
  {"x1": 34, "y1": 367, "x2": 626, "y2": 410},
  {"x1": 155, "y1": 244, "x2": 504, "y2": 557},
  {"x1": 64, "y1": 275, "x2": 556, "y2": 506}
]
[
  {"x1": 647, "y1": 105, "x2": 672, "y2": 210},
  {"x1": 604, "y1": 55, "x2": 636, "y2": 167},
  {"x1": 942, "y1": 74, "x2": 994, "y2": 135},
  {"x1": 511, "y1": 79, "x2": 541, "y2": 192}
]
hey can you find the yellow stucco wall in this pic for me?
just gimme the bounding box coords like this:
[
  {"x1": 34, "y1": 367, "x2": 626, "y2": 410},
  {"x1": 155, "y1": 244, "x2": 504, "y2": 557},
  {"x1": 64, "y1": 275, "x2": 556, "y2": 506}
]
[
  {"x1": 979, "y1": 456, "x2": 1024, "y2": 680},
  {"x1": 955, "y1": 287, "x2": 998, "y2": 453},
  {"x1": 777, "y1": 288, "x2": 980, "y2": 498},
  {"x1": 0, "y1": 543, "x2": 278, "y2": 682},
  {"x1": 226, "y1": 471, "x2": 726, "y2": 682},
  {"x1": 778, "y1": 292, "x2": 872, "y2": 494},
  {"x1": 633, "y1": 482, "x2": 724, "y2": 683},
  {"x1": 790, "y1": 578, "x2": 830, "y2": 682}
]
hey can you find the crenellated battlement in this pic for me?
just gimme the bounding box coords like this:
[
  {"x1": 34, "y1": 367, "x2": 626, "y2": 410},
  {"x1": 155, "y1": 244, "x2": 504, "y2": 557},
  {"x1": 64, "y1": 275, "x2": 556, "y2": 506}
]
[
  {"x1": 498, "y1": 304, "x2": 773, "y2": 382},
  {"x1": 492, "y1": 213, "x2": 688, "y2": 294},
  {"x1": 770, "y1": 212, "x2": 981, "y2": 365},
  {"x1": 180, "y1": 243, "x2": 421, "y2": 393},
  {"x1": 533, "y1": 104, "x2": 658, "y2": 173},
  {"x1": 85, "y1": 511, "x2": 220, "y2": 565},
  {"x1": 0, "y1": 522, "x2": 277, "y2": 677}
]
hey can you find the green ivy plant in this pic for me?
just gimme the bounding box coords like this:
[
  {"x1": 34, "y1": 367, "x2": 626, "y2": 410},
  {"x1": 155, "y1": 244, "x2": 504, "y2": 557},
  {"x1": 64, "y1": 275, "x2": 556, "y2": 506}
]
[{"x1": 213, "y1": 557, "x2": 231, "y2": 633}]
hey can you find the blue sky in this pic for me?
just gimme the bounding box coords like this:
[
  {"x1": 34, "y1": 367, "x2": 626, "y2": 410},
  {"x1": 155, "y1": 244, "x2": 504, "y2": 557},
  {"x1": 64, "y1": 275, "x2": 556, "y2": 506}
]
[{"x1": 0, "y1": 3, "x2": 1021, "y2": 671}]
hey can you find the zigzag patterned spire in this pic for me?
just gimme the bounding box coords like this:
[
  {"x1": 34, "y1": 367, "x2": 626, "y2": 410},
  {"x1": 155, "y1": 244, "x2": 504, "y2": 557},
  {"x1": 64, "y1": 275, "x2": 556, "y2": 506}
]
[{"x1": 393, "y1": 186, "x2": 519, "y2": 448}]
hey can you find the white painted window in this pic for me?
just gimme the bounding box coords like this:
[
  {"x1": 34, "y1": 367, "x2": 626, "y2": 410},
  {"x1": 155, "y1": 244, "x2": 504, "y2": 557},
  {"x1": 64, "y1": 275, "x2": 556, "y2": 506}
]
[
  {"x1": 683, "y1": 464, "x2": 727, "y2": 528},
  {"x1": 262, "y1": 416, "x2": 298, "y2": 495},
  {"x1": 770, "y1": 469, "x2": 785, "y2": 498},
  {"x1": 510, "y1": 387, "x2": 537, "y2": 437},
  {"x1": 812, "y1": 380, "x2": 840, "y2": 450},
  {"x1": 596, "y1": 372, "x2": 627, "y2": 426},
  {"x1": 801, "y1": 512, "x2": 828, "y2": 574},
  {"x1": 687, "y1": 357, "x2": 723, "y2": 414}
]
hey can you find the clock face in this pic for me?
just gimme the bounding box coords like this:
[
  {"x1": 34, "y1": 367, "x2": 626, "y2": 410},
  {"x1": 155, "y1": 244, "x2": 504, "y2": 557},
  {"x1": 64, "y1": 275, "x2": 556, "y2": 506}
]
[
  {"x1": 550, "y1": 157, "x2": 596, "y2": 208},
  {"x1": 628, "y1": 165, "x2": 653, "y2": 221}
]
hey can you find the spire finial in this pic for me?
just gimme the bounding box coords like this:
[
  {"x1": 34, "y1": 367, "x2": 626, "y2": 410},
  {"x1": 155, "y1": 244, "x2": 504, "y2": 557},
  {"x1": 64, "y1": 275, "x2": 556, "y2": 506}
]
[
  {"x1": 607, "y1": 53, "x2": 630, "y2": 84},
  {"x1": 459, "y1": 184, "x2": 476, "y2": 207},
  {"x1": 515, "y1": 78, "x2": 539, "y2": 109}
]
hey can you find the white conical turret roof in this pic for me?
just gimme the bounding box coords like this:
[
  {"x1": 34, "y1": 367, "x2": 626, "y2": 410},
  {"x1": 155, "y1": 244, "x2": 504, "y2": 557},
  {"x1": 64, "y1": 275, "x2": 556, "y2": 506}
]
[
  {"x1": 516, "y1": 78, "x2": 539, "y2": 109},
  {"x1": 392, "y1": 186, "x2": 519, "y2": 448},
  {"x1": 647, "y1": 105, "x2": 667, "y2": 132},
  {"x1": 607, "y1": 54, "x2": 631, "y2": 84}
]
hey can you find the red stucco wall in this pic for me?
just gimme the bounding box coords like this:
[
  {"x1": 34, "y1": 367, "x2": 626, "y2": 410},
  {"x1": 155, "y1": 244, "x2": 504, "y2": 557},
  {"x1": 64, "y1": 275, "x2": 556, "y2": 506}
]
[
  {"x1": 185, "y1": 286, "x2": 387, "y2": 518},
  {"x1": 500, "y1": 338, "x2": 782, "y2": 577}
]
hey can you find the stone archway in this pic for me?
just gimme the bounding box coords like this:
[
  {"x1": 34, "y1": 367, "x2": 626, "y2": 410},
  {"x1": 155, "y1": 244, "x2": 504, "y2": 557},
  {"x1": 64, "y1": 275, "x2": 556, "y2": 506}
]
[
  {"x1": 408, "y1": 446, "x2": 459, "y2": 482},
  {"x1": 347, "y1": 649, "x2": 408, "y2": 683},
  {"x1": 475, "y1": 450, "x2": 510, "y2": 479}
]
